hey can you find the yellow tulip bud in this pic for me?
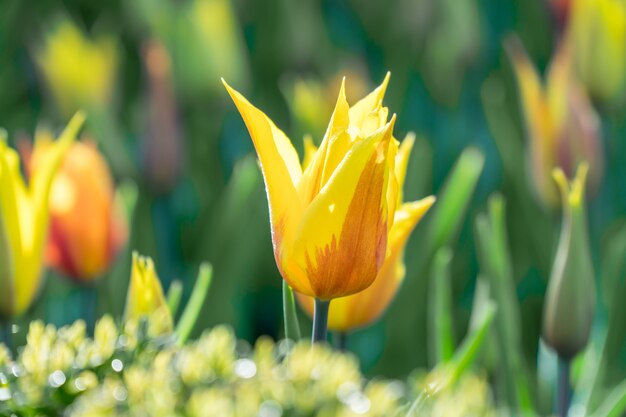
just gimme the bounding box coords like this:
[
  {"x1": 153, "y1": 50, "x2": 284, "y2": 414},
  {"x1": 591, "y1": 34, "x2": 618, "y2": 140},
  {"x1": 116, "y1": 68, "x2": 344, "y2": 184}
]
[
  {"x1": 543, "y1": 163, "x2": 596, "y2": 359},
  {"x1": 568, "y1": 0, "x2": 626, "y2": 101},
  {"x1": 0, "y1": 113, "x2": 85, "y2": 318},
  {"x1": 125, "y1": 252, "x2": 173, "y2": 334},
  {"x1": 296, "y1": 134, "x2": 435, "y2": 331},
  {"x1": 28, "y1": 138, "x2": 127, "y2": 282},
  {"x1": 34, "y1": 18, "x2": 118, "y2": 116},
  {"x1": 224, "y1": 74, "x2": 431, "y2": 301},
  {"x1": 506, "y1": 37, "x2": 603, "y2": 209}
]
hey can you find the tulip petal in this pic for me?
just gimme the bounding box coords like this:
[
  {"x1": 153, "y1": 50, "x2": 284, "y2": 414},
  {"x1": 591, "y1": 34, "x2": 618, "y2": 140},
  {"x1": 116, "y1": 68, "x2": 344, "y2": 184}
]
[
  {"x1": 348, "y1": 72, "x2": 390, "y2": 132},
  {"x1": 223, "y1": 80, "x2": 303, "y2": 251},
  {"x1": 301, "y1": 134, "x2": 317, "y2": 171},
  {"x1": 297, "y1": 79, "x2": 351, "y2": 204},
  {"x1": 296, "y1": 195, "x2": 435, "y2": 331},
  {"x1": 395, "y1": 133, "x2": 416, "y2": 195},
  {"x1": 336, "y1": 196, "x2": 435, "y2": 330},
  {"x1": 284, "y1": 117, "x2": 397, "y2": 299},
  {"x1": 0, "y1": 140, "x2": 18, "y2": 317}
]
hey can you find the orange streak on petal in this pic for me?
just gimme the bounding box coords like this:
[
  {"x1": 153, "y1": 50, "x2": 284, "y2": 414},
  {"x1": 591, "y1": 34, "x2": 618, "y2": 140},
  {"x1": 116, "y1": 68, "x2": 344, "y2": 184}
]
[{"x1": 305, "y1": 144, "x2": 389, "y2": 300}]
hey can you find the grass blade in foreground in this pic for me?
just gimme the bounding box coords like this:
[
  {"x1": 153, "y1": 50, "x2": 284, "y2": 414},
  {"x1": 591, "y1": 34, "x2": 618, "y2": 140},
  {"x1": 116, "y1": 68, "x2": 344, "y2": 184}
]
[
  {"x1": 428, "y1": 247, "x2": 455, "y2": 365},
  {"x1": 176, "y1": 263, "x2": 213, "y2": 345},
  {"x1": 475, "y1": 194, "x2": 535, "y2": 414}
]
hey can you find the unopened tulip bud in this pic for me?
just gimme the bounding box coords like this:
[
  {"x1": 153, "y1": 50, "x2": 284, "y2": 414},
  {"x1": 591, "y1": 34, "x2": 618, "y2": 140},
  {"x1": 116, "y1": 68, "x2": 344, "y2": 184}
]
[
  {"x1": 125, "y1": 252, "x2": 173, "y2": 334},
  {"x1": 543, "y1": 163, "x2": 595, "y2": 358}
]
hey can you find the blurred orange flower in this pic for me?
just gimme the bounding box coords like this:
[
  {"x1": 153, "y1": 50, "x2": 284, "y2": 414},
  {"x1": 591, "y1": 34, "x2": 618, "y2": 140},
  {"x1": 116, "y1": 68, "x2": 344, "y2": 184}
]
[{"x1": 29, "y1": 136, "x2": 127, "y2": 282}]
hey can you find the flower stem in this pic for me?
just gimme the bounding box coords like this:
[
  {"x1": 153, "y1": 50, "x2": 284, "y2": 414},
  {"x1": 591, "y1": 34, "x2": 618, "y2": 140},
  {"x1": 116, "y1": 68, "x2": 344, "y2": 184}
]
[
  {"x1": 0, "y1": 321, "x2": 12, "y2": 353},
  {"x1": 282, "y1": 281, "x2": 301, "y2": 341},
  {"x1": 557, "y1": 356, "x2": 571, "y2": 417},
  {"x1": 336, "y1": 331, "x2": 348, "y2": 351},
  {"x1": 312, "y1": 299, "x2": 330, "y2": 344}
]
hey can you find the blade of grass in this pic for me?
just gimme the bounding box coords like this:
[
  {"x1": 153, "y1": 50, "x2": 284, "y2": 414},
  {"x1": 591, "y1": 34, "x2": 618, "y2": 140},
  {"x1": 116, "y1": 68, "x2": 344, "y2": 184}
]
[
  {"x1": 588, "y1": 379, "x2": 626, "y2": 417},
  {"x1": 429, "y1": 247, "x2": 455, "y2": 366},
  {"x1": 166, "y1": 280, "x2": 183, "y2": 317},
  {"x1": 176, "y1": 263, "x2": 213, "y2": 345},
  {"x1": 474, "y1": 194, "x2": 535, "y2": 413}
]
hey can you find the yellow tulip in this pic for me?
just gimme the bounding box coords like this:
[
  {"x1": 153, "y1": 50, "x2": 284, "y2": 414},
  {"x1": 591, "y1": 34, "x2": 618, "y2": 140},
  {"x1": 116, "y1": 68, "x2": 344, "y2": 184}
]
[
  {"x1": 568, "y1": 0, "x2": 626, "y2": 101},
  {"x1": 0, "y1": 113, "x2": 85, "y2": 318},
  {"x1": 124, "y1": 252, "x2": 173, "y2": 333},
  {"x1": 505, "y1": 37, "x2": 603, "y2": 208},
  {"x1": 224, "y1": 74, "x2": 429, "y2": 301},
  {"x1": 296, "y1": 134, "x2": 435, "y2": 331},
  {"x1": 28, "y1": 138, "x2": 128, "y2": 282},
  {"x1": 34, "y1": 18, "x2": 118, "y2": 116}
]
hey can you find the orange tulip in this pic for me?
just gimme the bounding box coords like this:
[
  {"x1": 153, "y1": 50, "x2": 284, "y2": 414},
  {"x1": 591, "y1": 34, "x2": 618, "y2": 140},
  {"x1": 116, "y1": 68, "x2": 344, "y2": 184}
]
[
  {"x1": 296, "y1": 134, "x2": 435, "y2": 331},
  {"x1": 29, "y1": 137, "x2": 127, "y2": 282}
]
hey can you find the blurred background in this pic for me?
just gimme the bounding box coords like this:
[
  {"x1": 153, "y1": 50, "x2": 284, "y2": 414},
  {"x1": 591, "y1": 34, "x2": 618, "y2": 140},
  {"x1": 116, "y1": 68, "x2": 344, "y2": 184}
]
[{"x1": 1, "y1": 0, "x2": 626, "y2": 404}]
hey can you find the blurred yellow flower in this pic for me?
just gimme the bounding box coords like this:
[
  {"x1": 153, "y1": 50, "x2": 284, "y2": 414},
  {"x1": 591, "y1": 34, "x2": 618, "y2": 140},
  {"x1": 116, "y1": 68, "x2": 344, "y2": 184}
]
[
  {"x1": 296, "y1": 134, "x2": 434, "y2": 331},
  {"x1": 568, "y1": 0, "x2": 626, "y2": 101},
  {"x1": 283, "y1": 69, "x2": 370, "y2": 140},
  {"x1": 506, "y1": 37, "x2": 603, "y2": 208},
  {"x1": 125, "y1": 252, "x2": 173, "y2": 334},
  {"x1": 0, "y1": 113, "x2": 85, "y2": 318},
  {"x1": 224, "y1": 74, "x2": 433, "y2": 301},
  {"x1": 35, "y1": 18, "x2": 118, "y2": 116},
  {"x1": 28, "y1": 137, "x2": 128, "y2": 283}
]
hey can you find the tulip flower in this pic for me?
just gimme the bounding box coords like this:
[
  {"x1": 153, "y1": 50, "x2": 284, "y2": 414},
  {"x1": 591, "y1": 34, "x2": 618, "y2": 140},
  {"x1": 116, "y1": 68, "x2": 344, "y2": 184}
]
[
  {"x1": 0, "y1": 113, "x2": 85, "y2": 319},
  {"x1": 296, "y1": 134, "x2": 435, "y2": 332},
  {"x1": 28, "y1": 137, "x2": 128, "y2": 282},
  {"x1": 567, "y1": 0, "x2": 626, "y2": 101},
  {"x1": 224, "y1": 74, "x2": 430, "y2": 341},
  {"x1": 505, "y1": 37, "x2": 603, "y2": 209},
  {"x1": 124, "y1": 252, "x2": 173, "y2": 334},
  {"x1": 34, "y1": 18, "x2": 118, "y2": 117},
  {"x1": 543, "y1": 163, "x2": 595, "y2": 360}
]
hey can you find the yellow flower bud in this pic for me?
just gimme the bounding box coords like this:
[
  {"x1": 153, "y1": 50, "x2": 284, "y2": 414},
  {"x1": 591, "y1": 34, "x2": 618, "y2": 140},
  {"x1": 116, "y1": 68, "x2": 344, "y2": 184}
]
[{"x1": 125, "y1": 252, "x2": 173, "y2": 334}]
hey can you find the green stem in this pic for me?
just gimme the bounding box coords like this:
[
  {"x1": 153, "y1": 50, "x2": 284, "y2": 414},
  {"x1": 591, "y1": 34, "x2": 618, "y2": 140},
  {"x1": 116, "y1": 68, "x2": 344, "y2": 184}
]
[
  {"x1": 557, "y1": 357, "x2": 571, "y2": 417},
  {"x1": 336, "y1": 332, "x2": 348, "y2": 351},
  {"x1": 282, "y1": 281, "x2": 301, "y2": 341},
  {"x1": 83, "y1": 284, "x2": 97, "y2": 335},
  {"x1": 312, "y1": 299, "x2": 330, "y2": 344},
  {"x1": 0, "y1": 321, "x2": 11, "y2": 353}
]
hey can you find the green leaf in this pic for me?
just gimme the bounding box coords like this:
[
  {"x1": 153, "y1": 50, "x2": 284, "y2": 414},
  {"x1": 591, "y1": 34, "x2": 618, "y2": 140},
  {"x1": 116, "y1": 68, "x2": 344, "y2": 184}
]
[
  {"x1": 448, "y1": 300, "x2": 496, "y2": 384},
  {"x1": 427, "y1": 147, "x2": 484, "y2": 253},
  {"x1": 474, "y1": 194, "x2": 535, "y2": 413},
  {"x1": 176, "y1": 263, "x2": 213, "y2": 345},
  {"x1": 282, "y1": 281, "x2": 301, "y2": 341},
  {"x1": 588, "y1": 379, "x2": 626, "y2": 417},
  {"x1": 428, "y1": 247, "x2": 455, "y2": 365}
]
